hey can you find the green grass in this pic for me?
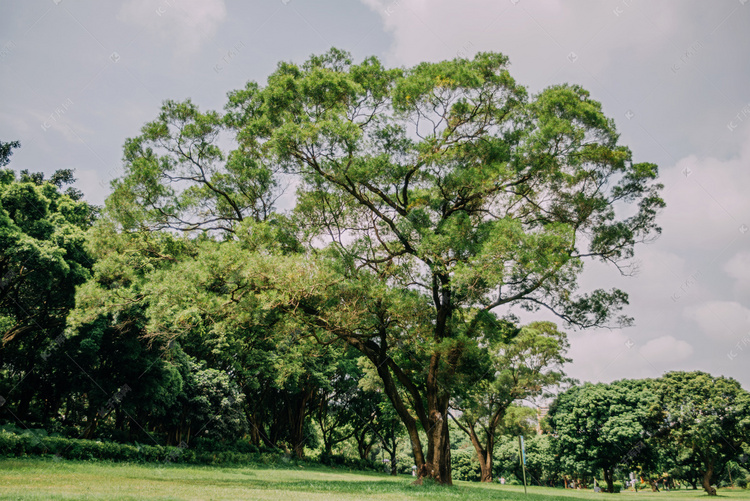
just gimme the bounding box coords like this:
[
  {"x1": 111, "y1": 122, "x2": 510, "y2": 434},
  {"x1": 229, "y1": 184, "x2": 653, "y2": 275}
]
[{"x1": 0, "y1": 458, "x2": 748, "y2": 501}]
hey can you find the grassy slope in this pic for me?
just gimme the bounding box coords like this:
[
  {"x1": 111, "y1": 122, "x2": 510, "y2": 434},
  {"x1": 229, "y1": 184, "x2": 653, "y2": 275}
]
[{"x1": 0, "y1": 459, "x2": 747, "y2": 501}]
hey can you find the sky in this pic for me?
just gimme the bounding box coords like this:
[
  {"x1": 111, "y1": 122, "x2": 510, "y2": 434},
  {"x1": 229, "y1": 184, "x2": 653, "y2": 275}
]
[{"x1": 1, "y1": 0, "x2": 749, "y2": 388}]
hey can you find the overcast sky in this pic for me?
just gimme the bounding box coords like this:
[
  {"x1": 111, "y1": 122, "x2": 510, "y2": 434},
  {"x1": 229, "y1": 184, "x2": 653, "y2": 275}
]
[{"x1": 2, "y1": 0, "x2": 749, "y2": 388}]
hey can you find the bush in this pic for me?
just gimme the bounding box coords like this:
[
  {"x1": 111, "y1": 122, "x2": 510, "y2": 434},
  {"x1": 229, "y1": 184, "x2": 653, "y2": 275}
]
[
  {"x1": 318, "y1": 452, "x2": 378, "y2": 471},
  {"x1": 0, "y1": 431, "x2": 207, "y2": 464},
  {"x1": 190, "y1": 437, "x2": 259, "y2": 455},
  {"x1": 0, "y1": 430, "x2": 384, "y2": 472},
  {"x1": 0, "y1": 430, "x2": 23, "y2": 455},
  {"x1": 395, "y1": 454, "x2": 415, "y2": 475},
  {"x1": 451, "y1": 450, "x2": 481, "y2": 481},
  {"x1": 613, "y1": 481, "x2": 623, "y2": 493}
]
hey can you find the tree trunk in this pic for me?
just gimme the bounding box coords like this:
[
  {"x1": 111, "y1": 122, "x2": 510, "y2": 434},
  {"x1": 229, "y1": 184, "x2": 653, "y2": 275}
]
[
  {"x1": 355, "y1": 433, "x2": 373, "y2": 460},
  {"x1": 458, "y1": 418, "x2": 492, "y2": 482},
  {"x1": 344, "y1": 304, "x2": 459, "y2": 485},
  {"x1": 248, "y1": 413, "x2": 260, "y2": 446},
  {"x1": 288, "y1": 387, "x2": 313, "y2": 459},
  {"x1": 364, "y1": 443, "x2": 373, "y2": 460},
  {"x1": 702, "y1": 461, "x2": 717, "y2": 495},
  {"x1": 421, "y1": 406, "x2": 452, "y2": 485},
  {"x1": 115, "y1": 407, "x2": 124, "y2": 432},
  {"x1": 478, "y1": 452, "x2": 492, "y2": 482},
  {"x1": 367, "y1": 348, "x2": 427, "y2": 473},
  {"x1": 389, "y1": 449, "x2": 398, "y2": 475},
  {"x1": 727, "y1": 464, "x2": 733, "y2": 487},
  {"x1": 17, "y1": 389, "x2": 31, "y2": 419},
  {"x1": 83, "y1": 412, "x2": 98, "y2": 439},
  {"x1": 604, "y1": 468, "x2": 614, "y2": 493}
]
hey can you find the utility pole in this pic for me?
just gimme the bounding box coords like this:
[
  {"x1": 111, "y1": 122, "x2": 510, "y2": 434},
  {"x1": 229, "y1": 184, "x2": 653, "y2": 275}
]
[{"x1": 518, "y1": 435, "x2": 527, "y2": 495}]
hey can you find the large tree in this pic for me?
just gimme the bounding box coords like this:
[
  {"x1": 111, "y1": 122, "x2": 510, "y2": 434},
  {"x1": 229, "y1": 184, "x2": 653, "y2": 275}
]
[
  {"x1": 0, "y1": 158, "x2": 95, "y2": 423},
  {"x1": 110, "y1": 49, "x2": 664, "y2": 483}
]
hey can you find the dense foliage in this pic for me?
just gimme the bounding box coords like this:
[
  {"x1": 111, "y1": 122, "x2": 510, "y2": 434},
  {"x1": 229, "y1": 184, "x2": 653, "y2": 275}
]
[{"x1": 0, "y1": 155, "x2": 96, "y2": 426}]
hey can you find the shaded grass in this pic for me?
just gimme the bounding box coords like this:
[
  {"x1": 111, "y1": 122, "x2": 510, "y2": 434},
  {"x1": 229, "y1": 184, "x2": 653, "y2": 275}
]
[{"x1": 0, "y1": 458, "x2": 748, "y2": 501}]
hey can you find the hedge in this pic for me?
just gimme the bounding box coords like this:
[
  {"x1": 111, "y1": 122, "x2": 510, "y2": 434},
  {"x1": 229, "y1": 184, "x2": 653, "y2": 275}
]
[
  {"x1": 317, "y1": 452, "x2": 379, "y2": 471},
  {"x1": 0, "y1": 430, "x2": 303, "y2": 467}
]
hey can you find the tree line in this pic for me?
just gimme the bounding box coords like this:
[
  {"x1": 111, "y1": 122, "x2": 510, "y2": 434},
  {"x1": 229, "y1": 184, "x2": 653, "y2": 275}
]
[{"x1": 1, "y1": 49, "x2": 745, "y2": 494}]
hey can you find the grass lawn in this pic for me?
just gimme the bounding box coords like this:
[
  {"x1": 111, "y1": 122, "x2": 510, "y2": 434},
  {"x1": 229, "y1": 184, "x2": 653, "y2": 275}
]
[{"x1": 0, "y1": 458, "x2": 748, "y2": 501}]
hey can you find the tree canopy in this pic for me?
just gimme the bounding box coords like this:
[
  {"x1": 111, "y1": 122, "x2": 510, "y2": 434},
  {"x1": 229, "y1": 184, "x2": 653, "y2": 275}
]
[
  {"x1": 0, "y1": 163, "x2": 95, "y2": 422},
  {"x1": 548, "y1": 379, "x2": 659, "y2": 493},
  {"x1": 655, "y1": 371, "x2": 750, "y2": 495},
  {"x1": 105, "y1": 49, "x2": 664, "y2": 484}
]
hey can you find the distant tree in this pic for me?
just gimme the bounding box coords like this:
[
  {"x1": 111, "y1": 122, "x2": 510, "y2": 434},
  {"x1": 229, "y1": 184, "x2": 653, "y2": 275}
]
[
  {"x1": 18, "y1": 168, "x2": 84, "y2": 201},
  {"x1": 357, "y1": 357, "x2": 408, "y2": 474},
  {"x1": 494, "y1": 433, "x2": 560, "y2": 486},
  {"x1": 163, "y1": 347, "x2": 248, "y2": 445},
  {"x1": 65, "y1": 223, "x2": 194, "y2": 441},
  {"x1": 70, "y1": 223, "x2": 331, "y2": 457},
  {"x1": 654, "y1": 371, "x2": 750, "y2": 496},
  {"x1": 313, "y1": 348, "x2": 367, "y2": 456},
  {"x1": 370, "y1": 399, "x2": 407, "y2": 474},
  {"x1": 0, "y1": 140, "x2": 20, "y2": 167},
  {"x1": 450, "y1": 320, "x2": 569, "y2": 482},
  {"x1": 547, "y1": 379, "x2": 659, "y2": 493}
]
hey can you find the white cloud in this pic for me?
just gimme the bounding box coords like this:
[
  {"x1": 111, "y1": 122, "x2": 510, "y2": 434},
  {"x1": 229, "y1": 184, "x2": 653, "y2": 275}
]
[
  {"x1": 74, "y1": 169, "x2": 109, "y2": 206},
  {"x1": 724, "y1": 252, "x2": 750, "y2": 291},
  {"x1": 566, "y1": 330, "x2": 652, "y2": 383},
  {"x1": 639, "y1": 335, "x2": 693, "y2": 362},
  {"x1": 658, "y1": 144, "x2": 750, "y2": 250},
  {"x1": 119, "y1": 0, "x2": 227, "y2": 54},
  {"x1": 685, "y1": 300, "x2": 750, "y2": 339},
  {"x1": 361, "y1": 0, "x2": 682, "y2": 75},
  {"x1": 565, "y1": 330, "x2": 695, "y2": 384}
]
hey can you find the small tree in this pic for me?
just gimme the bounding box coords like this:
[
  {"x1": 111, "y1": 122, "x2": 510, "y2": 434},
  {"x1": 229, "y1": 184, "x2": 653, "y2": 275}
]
[{"x1": 450, "y1": 321, "x2": 569, "y2": 481}]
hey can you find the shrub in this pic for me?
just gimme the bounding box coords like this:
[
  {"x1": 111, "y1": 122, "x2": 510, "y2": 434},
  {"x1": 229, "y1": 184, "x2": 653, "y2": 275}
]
[
  {"x1": 0, "y1": 430, "x2": 22, "y2": 455},
  {"x1": 451, "y1": 450, "x2": 481, "y2": 481},
  {"x1": 318, "y1": 452, "x2": 378, "y2": 471},
  {"x1": 395, "y1": 454, "x2": 415, "y2": 475},
  {"x1": 0, "y1": 430, "x2": 381, "y2": 472}
]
